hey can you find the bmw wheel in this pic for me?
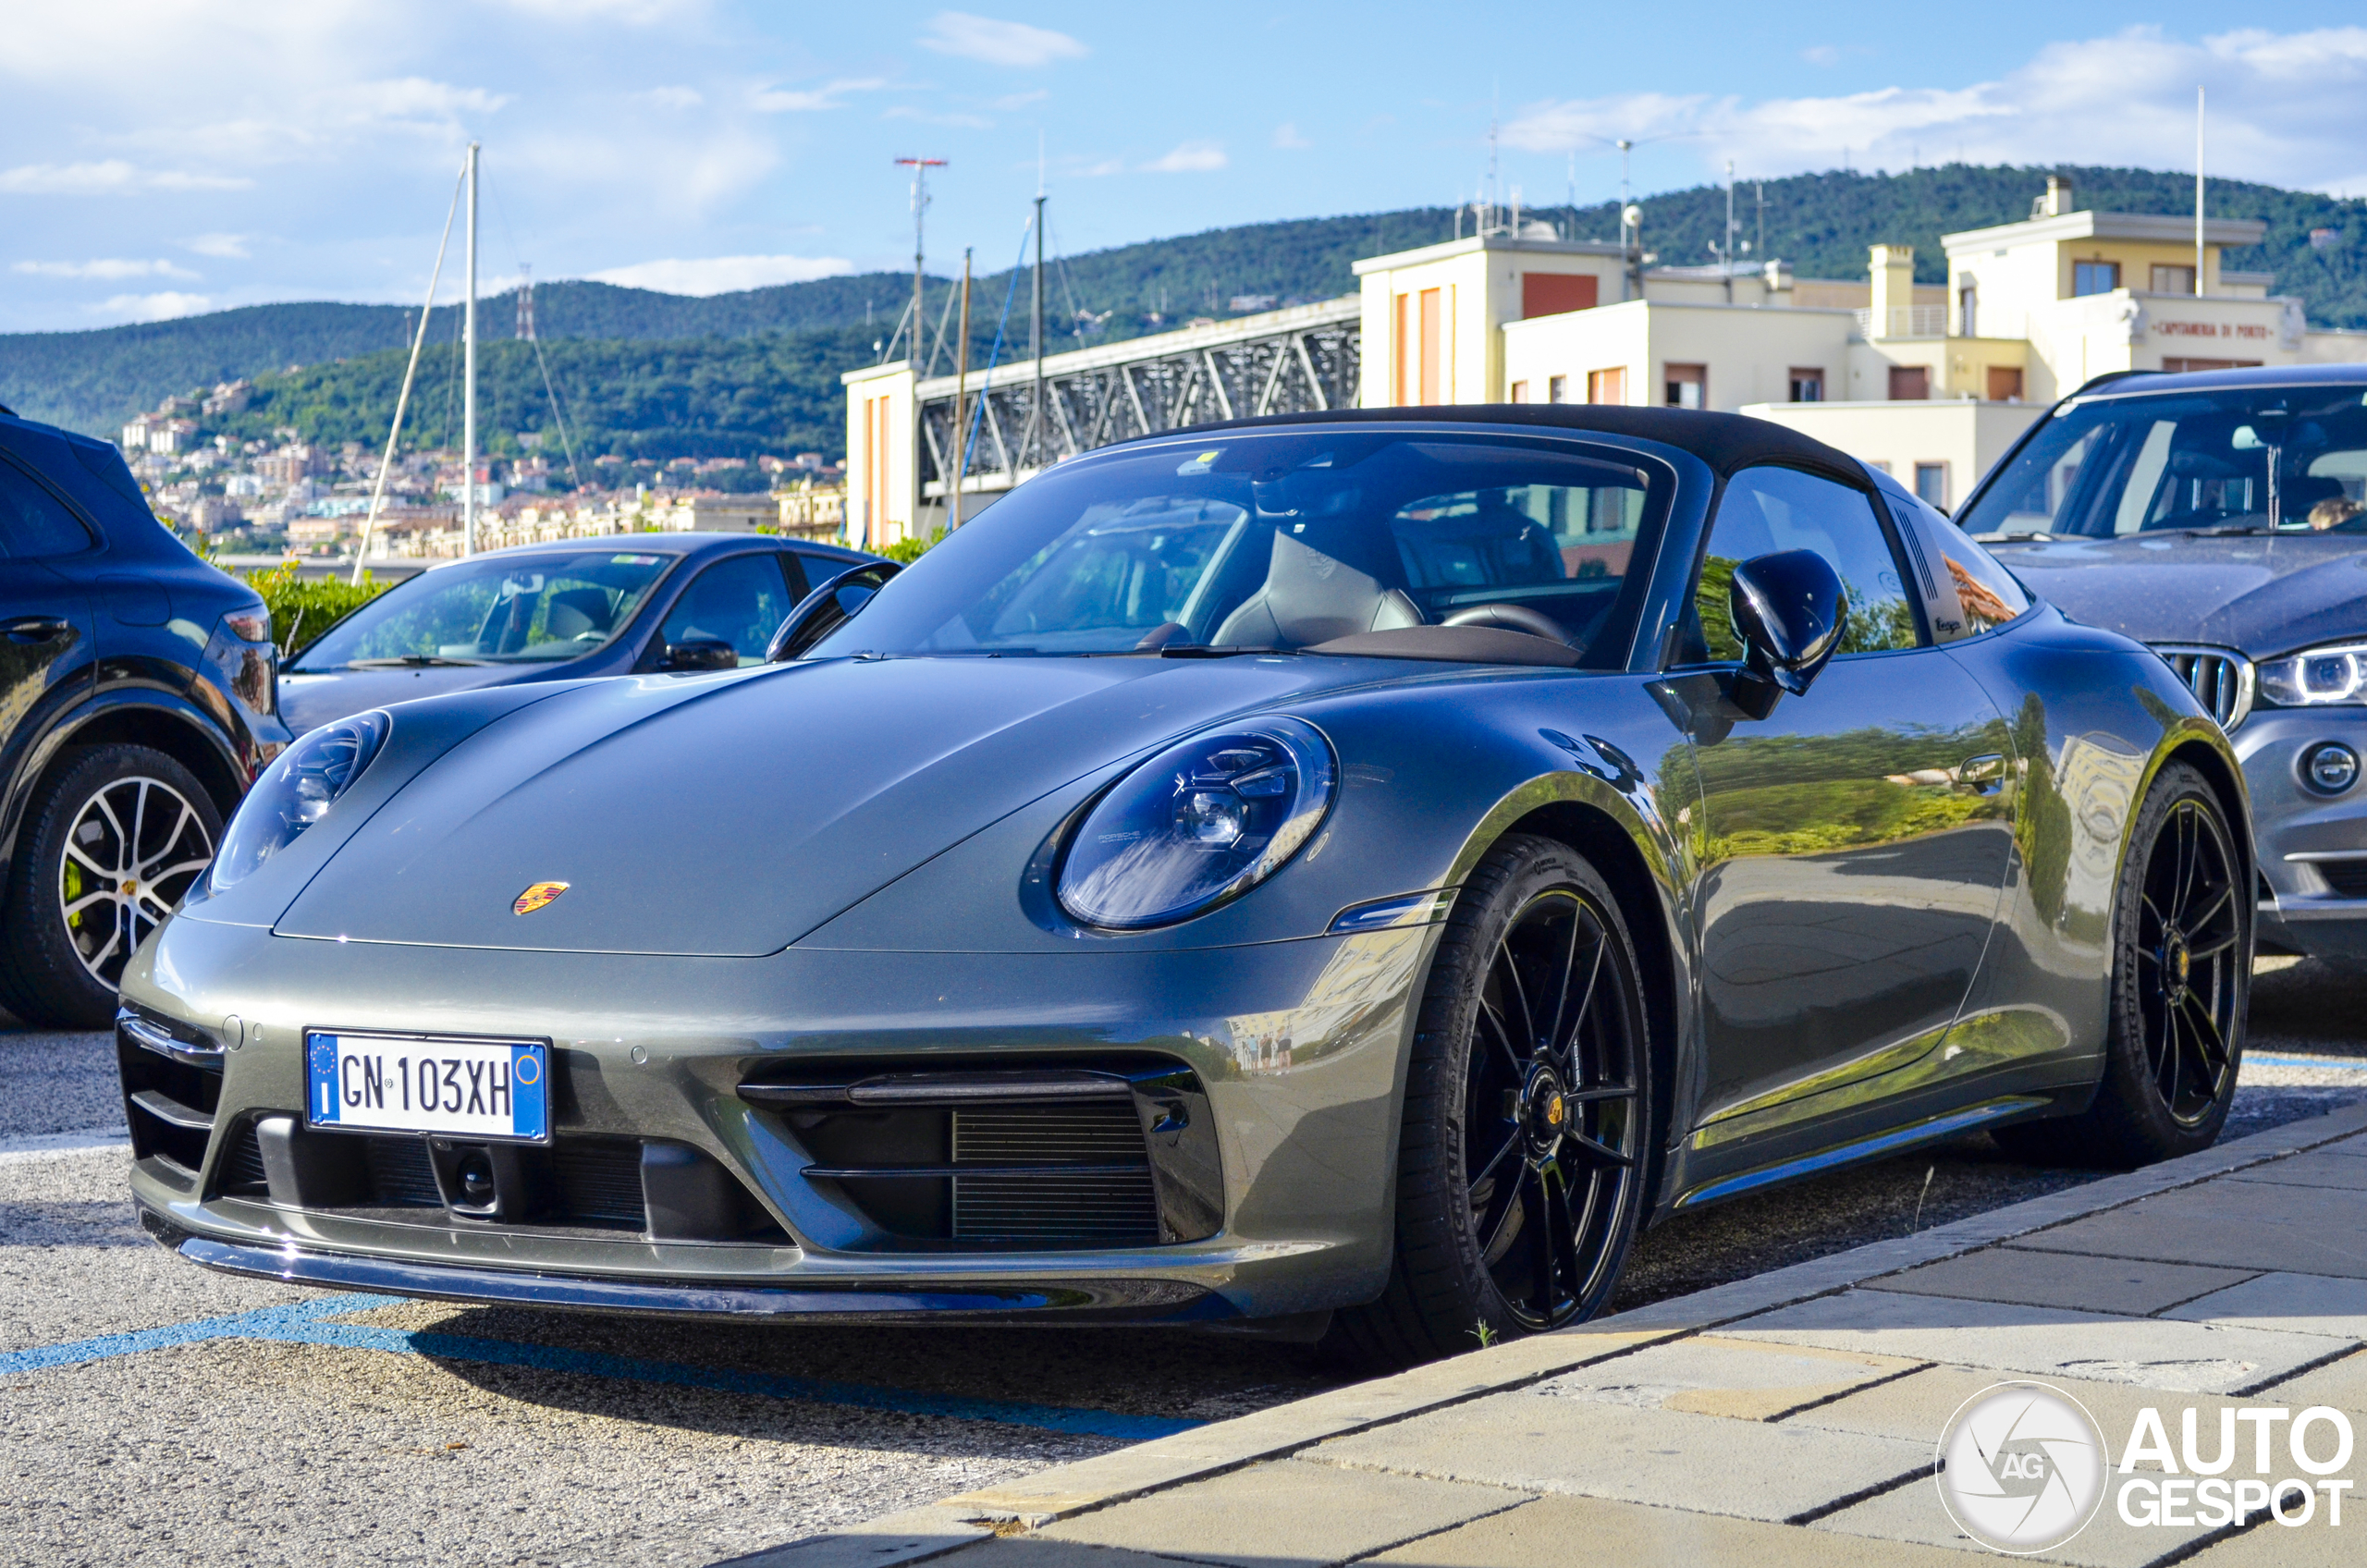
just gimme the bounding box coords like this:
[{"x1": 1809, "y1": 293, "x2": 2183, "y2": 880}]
[
  {"x1": 1329, "y1": 834, "x2": 1653, "y2": 1367},
  {"x1": 1995, "y1": 762, "x2": 2245, "y2": 1168},
  {"x1": 0, "y1": 745, "x2": 222, "y2": 1028}
]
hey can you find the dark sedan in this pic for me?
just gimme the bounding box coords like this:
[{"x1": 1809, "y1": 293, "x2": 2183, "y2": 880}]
[
  {"x1": 278, "y1": 533, "x2": 880, "y2": 733},
  {"x1": 1958, "y1": 364, "x2": 2367, "y2": 968}
]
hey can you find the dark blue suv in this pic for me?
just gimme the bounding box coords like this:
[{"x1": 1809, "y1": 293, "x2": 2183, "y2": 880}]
[{"x1": 0, "y1": 406, "x2": 288, "y2": 1026}]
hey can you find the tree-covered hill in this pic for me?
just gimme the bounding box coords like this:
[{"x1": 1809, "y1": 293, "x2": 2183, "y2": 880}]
[{"x1": 6, "y1": 162, "x2": 2363, "y2": 454}]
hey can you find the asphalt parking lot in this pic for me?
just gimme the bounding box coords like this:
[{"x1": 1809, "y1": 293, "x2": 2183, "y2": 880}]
[{"x1": 6, "y1": 958, "x2": 2365, "y2": 1567}]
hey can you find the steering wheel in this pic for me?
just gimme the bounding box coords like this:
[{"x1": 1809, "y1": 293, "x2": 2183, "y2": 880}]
[{"x1": 1441, "y1": 603, "x2": 1572, "y2": 644}]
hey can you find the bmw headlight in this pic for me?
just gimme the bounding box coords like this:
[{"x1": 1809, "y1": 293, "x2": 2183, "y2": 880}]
[
  {"x1": 2259, "y1": 643, "x2": 2367, "y2": 707},
  {"x1": 1058, "y1": 717, "x2": 1336, "y2": 929},
  {"x1": 208, "y1": 710, "x2": 391, "y2": 892}
]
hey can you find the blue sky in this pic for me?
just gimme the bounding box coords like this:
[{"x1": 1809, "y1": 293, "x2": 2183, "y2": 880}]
[{"x1": 5, "y1": 2, "x2": 2367, "y2": 332}]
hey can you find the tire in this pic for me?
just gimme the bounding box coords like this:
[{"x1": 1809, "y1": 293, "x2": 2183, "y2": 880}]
[
  {"x1": 1324, "y1": 835, "x2": 1654, "y2": 1369},
  {"x1": 0, "y1": 745, "x2": 222, "y2": 1028},
  {"x1": 1993, "y1": 762, "x2": 2246, "y2": 1169}
]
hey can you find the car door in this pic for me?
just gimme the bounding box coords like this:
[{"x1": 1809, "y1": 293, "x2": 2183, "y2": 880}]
[
  {"x1": 0, "y1": 453, "x2": 100, "y2": 782},
  {"x1": 643, "y1": 552, "x2": 803, "y2": 669},
  {"x1": 1671, "y1": 464, "x2": 2016, "y2": 1136}
]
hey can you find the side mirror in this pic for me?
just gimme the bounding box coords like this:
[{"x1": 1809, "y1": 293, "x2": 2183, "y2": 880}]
[
  {"x1": 1727, "y1": 549, "x2": 1844, "y2": 719},
  {"x1": 765, "y1": 559, "x2": 901, "y2": 663},
  {"x1": 662, "y1": 637, "x2": 740, "y2": 672}
]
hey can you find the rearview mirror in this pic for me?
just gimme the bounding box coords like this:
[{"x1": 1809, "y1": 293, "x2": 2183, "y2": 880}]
[
  {"x1": 765, "y1": 560, "x2": 902, "y2": 663},
  {"x1": 662, "y1": 637, "x2": 739, "y2": 672},
  {"x1": 1727, "y1": 549, "x2": 1844, "y2": 719}
]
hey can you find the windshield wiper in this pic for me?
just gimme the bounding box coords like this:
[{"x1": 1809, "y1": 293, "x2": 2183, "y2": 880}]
[
  {"x1": 1159, "y1": 644, "x2": 1296, "y2": 658},
  {"x1": 343, "y1": 655, "x2": 490, "y2": 668},
  {"x1": 2193, "y1": 525, "x2": 2277, "y2": 536}
]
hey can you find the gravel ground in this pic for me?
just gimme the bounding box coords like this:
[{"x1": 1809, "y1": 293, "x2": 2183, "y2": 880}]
[{"x1": 6, "y1": 956, "x2": 2361, "y2": 1565}]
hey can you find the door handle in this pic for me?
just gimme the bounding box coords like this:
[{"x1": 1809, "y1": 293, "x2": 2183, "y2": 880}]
[
  {"x1": 1956, "y1": 753, "x2": 2006, "y2": 794},
  {"x1": 1, "y1": 615, "x2": 71, "y2": 644}
]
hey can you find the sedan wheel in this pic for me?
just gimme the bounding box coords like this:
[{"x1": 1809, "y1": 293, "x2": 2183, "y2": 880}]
[
  {"x1": 1994, "y1": 761, "x2": 2246, "y2": 1168},
  {"x1": 1328, "y1": 834, "x2": 1652, "y2": 1367},
  {"x1": 0, "y1": 745, "x2": 223, "y2": 1028}
]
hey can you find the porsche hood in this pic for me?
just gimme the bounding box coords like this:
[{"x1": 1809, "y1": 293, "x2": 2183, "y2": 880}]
[{"x1": 270, "y1": 655, "x2": 1351, "y2": 956}]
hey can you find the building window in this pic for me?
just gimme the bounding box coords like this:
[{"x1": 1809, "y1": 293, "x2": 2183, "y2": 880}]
[
  {"x1": 1986, "y1": 366, "x2": 2024, "y2": 403},
  {"x1": 2162, "y1": 357, "x2": 2264, "y2": 374},
  {"x1": 1957, "y1": 285, "x2": 1978, "y2": 338},
  {"x1": 2151, "y1": 264, "x2": 2197, "y2": 296},
  {"x1": 1915, "y1": 462, "x2": 1949, "y2": 509},
  {"x1": 1888, "y1": 365, "x2": 1931, "y2": 400},
  {"x1": 1418, "y1": 288, "x2": 1442, "y2": 404},
  {"x1": 1788, "y1": 368, "x2": 1824, "y2": 403},
  {"x1": 1548, "y1": 374, "x2": 1569, "y2": 404},
  {"x1": 1509, "y1": 381, "x2": 1528, "y2": 403},
  {"x1": 1522, "y1": 273, "x2": 1600, "y2": 319},
  {"x1": 1664, "y1": 363, "x2": 1706, "y2": 410},
  {"x1": 2071, "y1": 261, "x2": 2121, "y2": 297},
  {"x1": 1588, "y1": 367, "x2": 1625, "y2": 405}
]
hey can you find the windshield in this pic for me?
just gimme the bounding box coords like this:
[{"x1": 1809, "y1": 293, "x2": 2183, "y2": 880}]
[
  {"x1": 289, "y1": 550, "x2": 674, "y2": 671},
  {"x1": 807, "y1": 432, "x2": 1671, "y2": 664},
  {"x1": 1960, "y1": 385, "x2": 2367, "y2": 539}
]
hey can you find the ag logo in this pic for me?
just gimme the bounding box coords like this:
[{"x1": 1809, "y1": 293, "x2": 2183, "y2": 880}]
[
  {"x1": 1937, "y1": 1381, "x2": 2109, "y2": 1553},
  {"x1": 512, "y1": 881, "x2": 570, "y2": 916}
]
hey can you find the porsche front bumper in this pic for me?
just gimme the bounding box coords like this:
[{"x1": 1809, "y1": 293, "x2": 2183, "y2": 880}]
[{"x1": 119, "y1": 911, "x2": 1438, "y2": 1323}]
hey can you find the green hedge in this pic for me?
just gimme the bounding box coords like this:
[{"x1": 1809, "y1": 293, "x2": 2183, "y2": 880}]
[{"x1": 240, "y1": 561, "x2": 391, "y2": 656}]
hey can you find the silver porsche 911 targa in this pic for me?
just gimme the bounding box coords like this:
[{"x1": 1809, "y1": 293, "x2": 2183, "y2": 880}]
[{"x1": 120, "y1": 406, "x2": 2250, "y2": 1366}]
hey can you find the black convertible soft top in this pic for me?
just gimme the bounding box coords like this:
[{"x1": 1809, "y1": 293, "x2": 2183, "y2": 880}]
[{"x1": 1162, "y1": 404, "x2": 1870, "y2": 486}]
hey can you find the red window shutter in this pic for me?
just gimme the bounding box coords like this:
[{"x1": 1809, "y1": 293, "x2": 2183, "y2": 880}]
[{"x1": 1522, "y1": 273, "x2": 1599, "y2": 318}]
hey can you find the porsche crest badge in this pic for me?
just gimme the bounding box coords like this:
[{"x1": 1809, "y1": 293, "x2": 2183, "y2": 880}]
[{"x1": 512, "y1": 881, "x2": 570, "y2": 915}]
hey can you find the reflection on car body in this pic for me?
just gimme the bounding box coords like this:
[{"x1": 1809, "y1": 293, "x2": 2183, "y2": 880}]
[{"x1": 122, "y1": 407, "x2": 2250, "y2": 1367}]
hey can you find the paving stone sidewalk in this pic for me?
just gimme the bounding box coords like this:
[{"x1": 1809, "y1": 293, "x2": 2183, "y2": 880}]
[{"x1": 731, "y1": 1103, "x2": 2367, "y2": 1568}]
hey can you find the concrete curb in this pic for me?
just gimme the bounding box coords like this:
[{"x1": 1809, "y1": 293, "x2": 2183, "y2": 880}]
[{"x1": 727, "y1": 1100, "x2": 2367, "y2": 1566}]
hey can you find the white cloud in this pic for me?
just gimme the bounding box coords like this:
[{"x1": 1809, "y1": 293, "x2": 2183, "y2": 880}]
[
  {"x1": 1504, "y1": 26, "x2": 2367, "y2": 192},
  {"x1": 1272, "y1": 122, "x2": 1311, "y2": 150},
  {"x1": 495, "y1": 0, "x2": 695, "y2": 20},
  {"x1": 184, "y1": 233, "x2": 252, "y2": 259},
  {"x1": 95, "y1": 291, "x2": 213, "y2": 322},
  {"x1": 587, "y1": 254, "x2": 855, "y2": 296},
  {"x1": 1143, "y1": 140, "x2": 1227, "y2": 174},
  {"x1": 1801, "y1": 44, "x2": 1842, "y2": 67},
  {"x1": 636, "y1": 85, "x2": 704, "y2": 110},
  {"x1": 753, "y1": 76, "x2": 889, "y2": 112},
  {"x1": 989, "y1": 89, "x2": 1049, "y2": 111},
  {"x1": 0, "y1": 161, "x2": 249, "y2": 195},
  {"x1": 14, "y1": 257, "x2": 200, "y2": 280},
  {"x1": 918, "y1": 12, "x2": 1086, "y2": 68}
]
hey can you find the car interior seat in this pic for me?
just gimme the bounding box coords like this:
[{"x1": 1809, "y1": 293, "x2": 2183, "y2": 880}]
[
  {"x1": 1212, "y1": 530, "x2": 1424, "y2": 647},
  {"x1": 546, "y1": 587, "x2": 616, "y2": 642}
]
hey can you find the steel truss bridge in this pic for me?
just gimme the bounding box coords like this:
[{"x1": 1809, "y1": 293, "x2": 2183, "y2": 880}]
[{"x1": 917, "y1": 297, "x2": 1360, "y2": 501}]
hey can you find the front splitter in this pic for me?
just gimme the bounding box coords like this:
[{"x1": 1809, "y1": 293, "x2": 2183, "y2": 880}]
[{"x1": 175, "y1": 1231, "x2": 1227, "y2": 1324}]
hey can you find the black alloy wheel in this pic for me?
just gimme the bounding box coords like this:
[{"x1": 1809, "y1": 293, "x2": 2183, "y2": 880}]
[
  {"x1": 1328, "y1": 835, "x2": 1652, "y2": 1367},
  {"x1": 0, "y1": 745, "x2": 223, "y2": 1028},
  {"x1": 1995, "y1": 761, "x2": 2246, "y2": 1168}
]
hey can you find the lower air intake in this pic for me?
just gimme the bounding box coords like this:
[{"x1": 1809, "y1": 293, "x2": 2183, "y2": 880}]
[{"x1": 951, "y1": 1104, "x2": 1159, "y2": 1244}]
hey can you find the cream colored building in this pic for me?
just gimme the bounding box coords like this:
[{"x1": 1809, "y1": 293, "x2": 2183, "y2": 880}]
[{"x1": 847, "y1": 176, "x2": 2367, "y2": 522}]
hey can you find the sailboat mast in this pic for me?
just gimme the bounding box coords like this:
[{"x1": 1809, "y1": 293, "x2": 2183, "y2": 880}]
[{"x1": 463, "y1": 141, "x2": 479, "y2": 556}]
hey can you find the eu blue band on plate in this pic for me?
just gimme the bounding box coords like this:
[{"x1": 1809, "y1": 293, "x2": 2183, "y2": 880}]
[
  {"x1": 310, "y1": 1032, "x2": 343, "y2": 1125},
  {"x1": 510, "y1": 1044, "x2": 546, "y2": 1139}
]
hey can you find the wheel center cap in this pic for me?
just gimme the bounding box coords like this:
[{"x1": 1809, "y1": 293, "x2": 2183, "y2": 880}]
[
  {"x1": 1520, "y1": 1066, "x2": 1568, "y2": 1150},
  {"x1": 2164, "y1": 931, "x2": 2191, "y2": 1000},
  {"x1": 119, "y1": 878, "x2": 137, "y2": 898}
]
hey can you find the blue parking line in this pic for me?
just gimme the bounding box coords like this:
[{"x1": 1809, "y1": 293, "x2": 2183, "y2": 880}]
[
  {"x1": 2249, "y1": 1055, "x2": 2367, "y2": 1071},
  {"x1": 0, "y1": 1292, "x2": 1199, "y2": 1441}
]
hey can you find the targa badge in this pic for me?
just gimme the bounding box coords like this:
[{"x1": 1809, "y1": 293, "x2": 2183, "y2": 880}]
[{"x1": 512, "y1": 881, "x2": 570, "y2": 915}]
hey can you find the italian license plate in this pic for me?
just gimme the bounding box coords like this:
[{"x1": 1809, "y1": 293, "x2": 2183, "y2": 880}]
[{"x1": 304, "y1": 1032, "x2": 549, "y2": 1143}]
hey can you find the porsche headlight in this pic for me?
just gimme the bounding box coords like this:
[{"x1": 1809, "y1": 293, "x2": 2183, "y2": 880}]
[
  {"x1": 208, "y1": 710, "x2": 391, "y2": 892},
  {"x1": 2259, "y1": 643, "x2": 2367, "y2": 708},
  {"x1": 1058, "y1": 717, "x2": 1336, "y2": 929}
]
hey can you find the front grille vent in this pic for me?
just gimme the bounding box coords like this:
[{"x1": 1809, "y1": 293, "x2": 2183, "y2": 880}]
[
  {"x1": 550, "y1": 1139, "x2": 647, "y2": 1228},
  {"x1": 2315, "y1": 859, "x2": 2367, "y2": 899},
  {"x1": 219, "y1": 1121, "x2": 269, "y2": 1197},
  {"x1": 951, "y1": 1104, "x2": 1159, "y2": 1243},
  {"x1": 363, "y1": 1136, "x2": 444, "y2": 1207},
  {"x1": 2152, "y1": 645, "x2": 2254, "y2": 731}
]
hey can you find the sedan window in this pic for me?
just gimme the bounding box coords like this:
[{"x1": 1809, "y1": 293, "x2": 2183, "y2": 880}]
[
  {"x1": 1683, "y1": 466, "x2": 1923, "y2": 663},
  {"x1": 656, "y1": 554, "x2": 799, "y2": 666},
  {"x1": 288, "y1": 550, "x2": 672, "y2": 670},
  {"x1": 0, "y1": 459, "x2": 95, "y2": 559}
]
